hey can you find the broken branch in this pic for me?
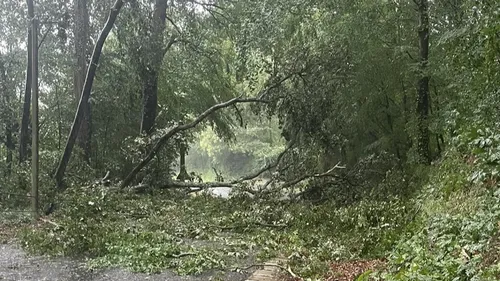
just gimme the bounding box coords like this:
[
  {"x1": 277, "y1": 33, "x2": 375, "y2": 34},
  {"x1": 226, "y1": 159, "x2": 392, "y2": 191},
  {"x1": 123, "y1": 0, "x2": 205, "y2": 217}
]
[
  {"x1": 120, "y1": 74, "x2": 295, "y2": 188},
  {"x1": 235, "y1": 139, "x2": 295, "y2": 183},
  {"x1": 121, "y1": 98, "x2": 266, "y2": 188},
  {"x1": 281, "y1": 162, "x2": 346, "y2": 189}
]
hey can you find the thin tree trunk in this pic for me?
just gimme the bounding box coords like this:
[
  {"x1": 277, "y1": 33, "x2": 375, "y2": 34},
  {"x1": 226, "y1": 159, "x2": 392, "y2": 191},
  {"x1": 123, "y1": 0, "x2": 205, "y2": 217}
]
[
  {"x1": 176, "y1": 143, "x2": 189, "y2": 181},
  {"x1": 19, "y1": 28, "x2": 33, "y2": 163},
  {"x1": 415, "y1": 0, "x2": 431, "y2": 164},
  {"x1": 56, "y1": 86, "x2": 62, "y2": 150},
  {"x1": 74, "y1": 0, "x2": 92, "y2": 163},
  {"x1": 432, "y1": 84, "x2": 445, "y2": 153},
  {"x1": 5, "y1": 121, "x2": 13, "y2": 175},
  {"x1": 30, "y1": 3, "x2": 40, "y2": 221},
  {"x1": 54, "y1": 0, "x2": 124, "y2": 189}
]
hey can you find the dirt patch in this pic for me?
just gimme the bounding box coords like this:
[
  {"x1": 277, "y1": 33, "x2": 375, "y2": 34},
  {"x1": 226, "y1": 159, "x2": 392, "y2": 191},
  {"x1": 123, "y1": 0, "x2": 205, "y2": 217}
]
[
  {"x1": 280, "y1": 259, "x2": 385, "y2": 281},
  {"x1": 0, "y1": 223, "x2": 23, "y2": 244},
  {"x1": 325, "y1": 259, "x2": 386, "y2": 281}
]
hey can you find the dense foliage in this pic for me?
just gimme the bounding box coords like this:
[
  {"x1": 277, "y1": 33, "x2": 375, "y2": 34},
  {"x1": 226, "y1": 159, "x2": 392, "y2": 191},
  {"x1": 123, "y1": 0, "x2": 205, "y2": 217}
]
[{"x1": 1, "y1": 0, "x2": 499, "y2": 280}]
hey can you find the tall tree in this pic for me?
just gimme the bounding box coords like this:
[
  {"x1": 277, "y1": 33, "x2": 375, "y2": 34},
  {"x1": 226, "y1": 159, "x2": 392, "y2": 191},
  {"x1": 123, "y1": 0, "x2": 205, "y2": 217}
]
[
  {"x1": 138, "y1": 0, "x2": 168, "y2": 135},
  {"x1": 415, "y1": 0, "x2": 431, "y2": 164},
  {"x1": 54, "y1": 0, "x2": 124, "y2": 188},
  {"x1": 28, "y1": 0, "x2": 40, "y2": 220},
  {"x1": 19, "y1": 7, "x2": 33, "y2": 163},
  {"x1": 74, "y1": 0, "x2": 91, "y2": 163}
]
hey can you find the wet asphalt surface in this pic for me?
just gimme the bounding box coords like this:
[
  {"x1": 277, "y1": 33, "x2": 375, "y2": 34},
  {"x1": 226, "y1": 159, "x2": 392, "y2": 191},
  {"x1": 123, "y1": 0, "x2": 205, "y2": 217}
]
[{"x1": 0, "y1": 244, "x2": 251, "y2": 281}]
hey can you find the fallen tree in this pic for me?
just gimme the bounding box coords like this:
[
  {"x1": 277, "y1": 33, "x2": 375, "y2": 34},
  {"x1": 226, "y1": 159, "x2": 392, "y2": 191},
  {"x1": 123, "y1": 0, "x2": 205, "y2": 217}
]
[
  {"x1": 140, "y1": 161, "x2": 347, "y2": 199},
  {"x1": 122, "y1": 129, "x2": 349, "y2": 196},
  {"x1": 120, "y1": 97, "x2": 269, "y2": 188},
  {"x1": 120, "y1": 74, "x2": 296, "y2": 188},
  {"x1": 127, "y1": 135, "x2": 298, "y2": 195},
  {"x1": 118, "y1": 71, "x2": 350, "y2": 194}
]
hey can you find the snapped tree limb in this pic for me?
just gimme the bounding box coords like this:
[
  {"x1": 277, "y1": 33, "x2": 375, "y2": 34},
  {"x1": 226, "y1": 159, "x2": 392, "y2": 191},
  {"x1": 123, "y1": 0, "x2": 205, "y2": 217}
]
[
  {"x1": 281, "y1": 162, "x2": 346, "y2": 190},
  {"x1": 234, "y1": 138, "x2": 296, "y2": 183}
]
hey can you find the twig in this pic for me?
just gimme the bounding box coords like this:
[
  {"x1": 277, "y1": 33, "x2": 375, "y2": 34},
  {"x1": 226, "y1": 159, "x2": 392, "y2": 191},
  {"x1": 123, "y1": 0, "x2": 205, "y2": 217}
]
[
  {"x1": 39, "y1": 218, "x2": 61, "y2": 228},
  {"x1": 38, "y1": 25, "x2": 53, "y2": 49},
  {"x1": 102, "y1": 171, "x2": 111, "y2": 182},
  {"x1": 237, "y1": 263, "x2": 298, "y2": 278},
  {"x1": 171, "y1": 252, "x2": 196, "y2": 258}
]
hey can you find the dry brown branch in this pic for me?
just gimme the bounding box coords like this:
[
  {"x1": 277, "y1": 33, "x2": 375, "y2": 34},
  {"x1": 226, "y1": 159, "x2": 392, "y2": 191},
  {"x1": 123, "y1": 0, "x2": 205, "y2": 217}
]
[
  {"x1": 39, "y1": 218, "x2": 61, "y2": 228},
  {"x1": 171, "y1": 252, "x2": 196, "y2": 258},
  {"x1": 237, "y1": 263, "x2": 298, "y2": 278}
]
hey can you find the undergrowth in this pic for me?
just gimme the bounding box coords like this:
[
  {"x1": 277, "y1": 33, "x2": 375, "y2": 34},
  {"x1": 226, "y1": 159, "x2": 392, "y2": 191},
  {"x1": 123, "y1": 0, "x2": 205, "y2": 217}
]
[
  {"x1": 377, "y1": 143, "x2": 500, "y2": 280},
  {"x1": 18, "y1": 184, "x2": 414, "y2": 278},
  {"x1": 15, "y1": 129, "x2": 500, "y2": 280}
]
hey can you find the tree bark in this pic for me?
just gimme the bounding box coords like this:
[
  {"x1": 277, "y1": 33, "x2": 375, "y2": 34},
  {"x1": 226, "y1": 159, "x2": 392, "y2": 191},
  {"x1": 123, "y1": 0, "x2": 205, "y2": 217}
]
[
  {"x1": 31, "y1": 13, "x2": 40, "y2": 221},
  {"x1": 139, "y1": 0, "x2": 168, "y2": 135},
  {"x1": 140, "y1": 72, "x2": 158, "y2": 134},
  {"x1": 416, "y1": 0, "x2": 431, "y2": 164},
  {"x1": 54, "y1": 0, "x2": 124, "y2": 189},
  {"x1": 74, "y1": 0, "x2": 92, "y2": 163},
  {"x1": 19, "y1": 25, "x2": 33, "y2": 163}
]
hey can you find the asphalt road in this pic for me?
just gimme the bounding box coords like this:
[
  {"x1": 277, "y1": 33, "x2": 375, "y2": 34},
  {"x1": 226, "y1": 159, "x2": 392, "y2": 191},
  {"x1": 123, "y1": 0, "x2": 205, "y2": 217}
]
[{"x1": 0, "y1": 244, "x2": 251, "y2": 281}]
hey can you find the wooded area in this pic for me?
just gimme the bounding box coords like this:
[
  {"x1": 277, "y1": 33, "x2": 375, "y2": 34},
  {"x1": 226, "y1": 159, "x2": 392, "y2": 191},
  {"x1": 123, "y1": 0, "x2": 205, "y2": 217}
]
[{"x1": 0, "y1": 0, "x2": 499, "y2": 280}]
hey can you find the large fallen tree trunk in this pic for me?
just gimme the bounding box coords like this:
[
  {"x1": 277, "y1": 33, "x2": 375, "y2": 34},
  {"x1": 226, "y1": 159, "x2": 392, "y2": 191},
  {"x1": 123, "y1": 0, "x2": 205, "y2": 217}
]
[
  {"x1": 162, "y1": 181, "x2": 233, "y2": 189},
  {"x1": 54, "y1": 0, "x2": 124, "y2": 189}
]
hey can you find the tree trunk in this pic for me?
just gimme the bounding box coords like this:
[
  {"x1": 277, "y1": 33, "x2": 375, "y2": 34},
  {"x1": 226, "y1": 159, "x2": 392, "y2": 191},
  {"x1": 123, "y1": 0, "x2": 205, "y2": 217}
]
[
  {"x1": 139, "y1": 0, "x2": 167, "y2": 135},
  {"x1": 176, "y1": 143, "x2": 190, "y2": 181},
  {"x1": 140, "y1": 72, "x2": 158, "y2": 134},
  {"x1": 415, "y1": 0, "x2": 431, "y2": 164},
  {"x1": 54, "y1": 0, "x2": 124, "y2": 189},
  {"x1": 31, "y1": 12, "x2": 40, "y2": 221},
  {"x1": 19, "y1": 27, "x2": 32, "y2": 163},
  {"x1": 74, "y1": 0, "x2": 92, "y2": 163}
]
